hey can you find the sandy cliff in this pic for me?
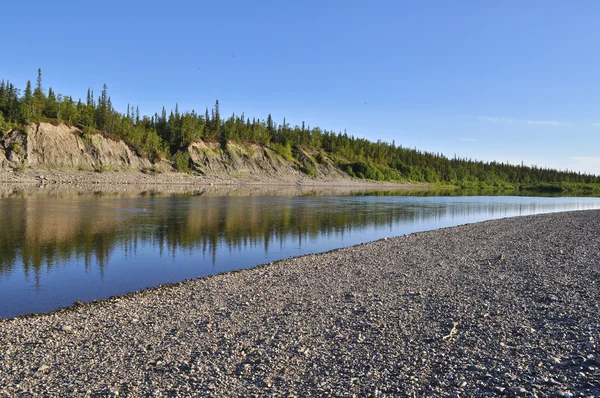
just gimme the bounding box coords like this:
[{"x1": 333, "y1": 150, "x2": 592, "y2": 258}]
[
  {"x1": 0, "y1": 123, "x2": 352, "y2": 183},
  {"x1": 0, "y1": 123, "x2": 156, "y2": 172},
  {"x1": 188, "y1": 140, "x2": 347, "y2": 181}
]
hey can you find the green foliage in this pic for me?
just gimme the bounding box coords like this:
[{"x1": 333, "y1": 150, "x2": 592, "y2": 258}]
[
  {"x1": 271, "y1": 142, "x2": 294, "y2": 161},
  {"x1": 94, "y1": 164, "x2": 110, "y2": 173},
  {"x1": 80, "y1": 128, "x2": 95, "y2": 149},
  {"x1": 342, "y1": 162, "x2": 385, "y2": 181},
  {"x1": 302, "y1": 162, "x2": 316, "y2": 177},
  {"x1": 520, "y1": 182, "x2": 600, "y2": 195},
  {"x1": 314, "y1": 152, "x2": 325, "y2": 164},
  {"x1": 8, "y1": 142, "x2": 22, "y2": 155},
  {"x1": 1, "y1": 69, "x2": 600, "y2": 186},
  {"x1": 172, "y1": 151, "x2": 191, "y2": 172},
  {"x1": 0, "y1": 111, "x2": 16, "y2": 134}
]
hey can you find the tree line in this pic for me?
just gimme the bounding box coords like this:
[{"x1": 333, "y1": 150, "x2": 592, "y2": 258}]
[{"x1": 1, "y1": 69, "x2": 599, "y2": 188}]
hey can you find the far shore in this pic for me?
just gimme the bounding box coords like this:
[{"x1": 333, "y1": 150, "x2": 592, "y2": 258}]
[{"x1": 0, "y1": 167, "x2": 440, "y2": 195}]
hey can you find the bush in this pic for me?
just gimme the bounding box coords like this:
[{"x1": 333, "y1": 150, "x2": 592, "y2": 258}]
[
  {"x1": 302, "y1": 162, "x2": 316, "y2": 177},
  {"x1": 343, "y1": 161, "x2": 385, "y2": 181},
  {"x1": 172, "y1": 151, "x2": 191, "y2": 172},
  {"x1": 346, "y1": 165, "x2": 356, "y2": 177},
  {"x1": 0, "y1": 111, "x2": 18, "y2": 135},
  {"x1": 271, "y1": 143, "x2": 294, "y2": 161},
  {"x1": 7, "y1": 142, "x2": 23, "y2": 156}
]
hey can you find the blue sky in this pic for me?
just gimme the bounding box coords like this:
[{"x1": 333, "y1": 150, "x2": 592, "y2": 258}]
[{"x1": 3, "y1": 1, "x2": 600, "y2": 174}]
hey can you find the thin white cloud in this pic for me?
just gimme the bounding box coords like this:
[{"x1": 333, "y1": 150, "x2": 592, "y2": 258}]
[
  {"x1": 477, "y1": 116, "x2": 514, "y2": 124},
  {"x1": 457, "y1": 138, "x2": 477, "y2": 142},
  {"x1": 525, "y1": 120, "x2": 569, "y2": 127},
  {"x1": 478, "y1": 116, "x2": 568, "y2": 127}
]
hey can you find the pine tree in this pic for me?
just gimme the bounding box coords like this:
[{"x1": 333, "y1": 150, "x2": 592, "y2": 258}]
[
  {"x1": 266, "y1": 114, "x2": 275, "y2": 143},
  {"x1": 32, "y1": 68, "x2": 46, "y2": 118},
  {"x1": 44, "y1": 87, "x2": 58, "y2": 119},
  {"x1": 214, "y1": 100, "x2": 221, "y2": 137},
  {"x1": 21, "y1": 80, "x2": 33, "y2": 121},
  {"x1": 95, "y1": 84, "x2": 109, "y2": 129}
]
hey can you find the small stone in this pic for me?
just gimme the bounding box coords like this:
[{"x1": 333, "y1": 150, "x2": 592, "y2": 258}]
[
  {"x1": 61, "y1": 325, "x2": 73, "y2": 332},
  {"x1": 493, "y1": 386, "x2": 505, "y2": 393},
  {"x1": 547, "y1": 294, "x2": 559, "y2": 302},
  {"x1": 585, "y1": 341, "x2": 595, "y2": 349},
  {"x1": 37, "y1": 365, "x2": 50, "y2": 372},
  {"x1": 557, "y1": 392, "x2": 573, "y2": 398},
  {"x1": 549, "y1": 356, "x2": 561, "y2": 365},
  {"x1": 239, "y1": 364, "x2": 251, "y2": 374},
  {"x1": 509, "y1": 387, "x2": 527, "y2": 394},
  {"x1": 467, "y1": 364, "x2": 485, "y2": 372}
]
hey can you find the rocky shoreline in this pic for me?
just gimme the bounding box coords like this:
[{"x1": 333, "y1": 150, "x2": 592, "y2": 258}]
[
  {"x1": 1, "y1": 211, "x2": 599, "y2": 397},
  {"x1": 0, "y1": 168, "x2": 429, "y2": 194}
]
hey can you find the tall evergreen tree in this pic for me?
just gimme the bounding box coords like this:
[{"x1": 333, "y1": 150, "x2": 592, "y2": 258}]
[
  {"x1": 43, "y1": 87, "x2": 58, "y2": 119},
  {"x1": 32, "y1": 68, "x2": 46, "y2": 118},
  {"x1": 21, "y1": 80, "x2": 33, "y2": 121},
  {"x1": 214, "y1": 100, "x2": 221, "y2": 137}
]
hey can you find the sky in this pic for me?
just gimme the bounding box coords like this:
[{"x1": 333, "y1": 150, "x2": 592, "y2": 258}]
[{"x1": 2, "y1": 1, "x2": 600, "y2": 174}]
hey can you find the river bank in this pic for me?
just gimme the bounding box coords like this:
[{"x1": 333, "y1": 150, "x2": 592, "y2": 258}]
[
  {"x1": 1, "y1": 211, "x2": 599, "y2": 396},
  {"x1": 0, "y1": 167, "x2": 433, "y2": 194}
]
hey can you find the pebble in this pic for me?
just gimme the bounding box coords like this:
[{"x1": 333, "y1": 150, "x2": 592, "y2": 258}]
[
  {"x1": 0, "y1": 210, "x2": 599, "y2": 396},
  {"x1": 509, "y1": 387, "x2": 527, "y2": 394}
]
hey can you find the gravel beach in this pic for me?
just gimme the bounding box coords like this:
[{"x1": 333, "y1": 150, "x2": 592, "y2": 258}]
[{"x1": 0, "y1": 210, "x2": 599, "y2": 397}]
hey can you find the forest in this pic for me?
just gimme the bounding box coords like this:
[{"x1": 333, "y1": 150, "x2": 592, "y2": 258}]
[{"x1": 1, "y1": 69, "x2": 599, "y2": 191}]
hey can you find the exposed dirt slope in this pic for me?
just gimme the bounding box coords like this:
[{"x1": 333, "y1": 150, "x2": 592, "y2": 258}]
[
  {"x1": 188, "y1": 140, "x2": 348, "y2": 182},
  {"x1": 0, "y1": 123, "x2": 156, "y2": 172},
  {"x1": 0, "y1": 123, "x2": 352, "y2": 183}
]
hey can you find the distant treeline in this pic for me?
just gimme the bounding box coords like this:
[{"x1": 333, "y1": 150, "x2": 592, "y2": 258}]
[{"x1": 1, "y1": 69, "x2": 599, "y2": 188}]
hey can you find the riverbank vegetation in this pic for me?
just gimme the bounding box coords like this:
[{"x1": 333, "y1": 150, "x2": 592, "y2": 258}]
[{"x1": 1, "y1": 70, "x2": 598, "y2": 191}]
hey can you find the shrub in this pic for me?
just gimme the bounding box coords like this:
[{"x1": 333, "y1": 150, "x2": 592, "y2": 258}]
[
  {"x1": 302, "y1": 162, "x2": 316, "y2": 177},
  {"x1": 7, "y1": 142, "x2": 23, "y2": 157},
  {"x1": 271, "y1": 143, "x2": 294, "y2": 161},
  {"x1": 172, "y1": 151, "x2": 191, "y2": 172}
]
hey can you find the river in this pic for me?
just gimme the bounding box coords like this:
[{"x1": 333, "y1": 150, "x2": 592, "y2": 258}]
[{"x1": 1, "y1": 188, "x2": 599, "y2": 318}]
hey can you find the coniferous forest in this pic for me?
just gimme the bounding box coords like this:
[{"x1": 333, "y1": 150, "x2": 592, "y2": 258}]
[{"x1": 1, "y1": 70, "x2": 599, "y2": 191}]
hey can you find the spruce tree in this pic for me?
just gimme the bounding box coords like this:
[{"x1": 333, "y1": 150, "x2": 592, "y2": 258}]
[
  {"x1": 32, "y1": 68, "x2": 46, "y2": 118},
  {"x1": 214, "y1": 100, "x2": 221, "y2": 137},
  {"x1": 44, "y1": 87, "x2": 58, "y2": 119},
  {"x1": 21, "y1": 80, "x2": 33, "y2": 121}
]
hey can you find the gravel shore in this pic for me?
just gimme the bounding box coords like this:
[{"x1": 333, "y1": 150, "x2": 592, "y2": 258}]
[
  {"x1": 1, "y1": 210, "x2": 599, "y2": 397},
  {"x1": 0, "y1": 168, "x2": 425, "y2": 190}
]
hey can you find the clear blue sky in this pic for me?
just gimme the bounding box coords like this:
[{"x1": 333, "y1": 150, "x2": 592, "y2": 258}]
[{"x1": 3, "y1": 1, "x2": 600, "y2": 174}]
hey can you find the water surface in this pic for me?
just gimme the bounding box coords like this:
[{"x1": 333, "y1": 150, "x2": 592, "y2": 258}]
[{"x1": 1, "y1": 189, "x2": 600, "y2": 318}]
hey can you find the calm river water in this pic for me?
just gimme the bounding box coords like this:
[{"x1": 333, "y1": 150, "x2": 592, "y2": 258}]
[{"x1": 1, "y1": 188, "x2": 600, "y2": 318}]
